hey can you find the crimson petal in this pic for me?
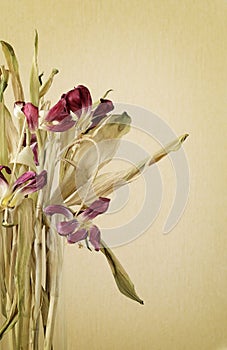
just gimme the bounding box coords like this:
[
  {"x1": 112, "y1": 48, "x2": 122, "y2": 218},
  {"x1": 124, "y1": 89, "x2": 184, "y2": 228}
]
[
  {"x1": 65, "y1": 85, "x2": 92, "y2": 118},
  {"x1": 22, "y1": 103, "x2": 39, "y2": 131},
  {"x1": 45, "y1": 98, "x2": 70, "y2": 122}
]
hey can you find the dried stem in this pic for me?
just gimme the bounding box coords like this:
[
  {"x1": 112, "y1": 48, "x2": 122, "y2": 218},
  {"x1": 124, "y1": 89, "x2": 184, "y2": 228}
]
[{"x1": 44, "y1": 229, "x2": 63, "y2": 350}]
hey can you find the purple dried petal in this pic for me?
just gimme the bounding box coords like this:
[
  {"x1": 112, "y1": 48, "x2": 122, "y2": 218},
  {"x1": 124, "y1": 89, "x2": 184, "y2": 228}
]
[
  {"x1": 67, "y1": 228, "x2": 88, "y2": 244},
  {"x1": 20, "y1": 170, "x2": 47, "y2": 195},
  {"x1": 45, "y1": 98, "x2": 70, "y2": 122},
  {"x1": 89, "y1": 225, "x2": 101, "y2": 251},
  {"x1": 56, "y1": 219, "x2": 79, "y2": 236},
  {"x1": 93, "y1": 99, "x2": 114, "y2": 117},
  {"x1": 30, "y1": 141, "x2": 39, "y2": 165},
  {"x1": 90, "y1": 99, "x2": 114, "y2": 129},
  {"x1": 13, "y1": 171, "x2": 36, "y2": 191},
  {"x1": 45, "y1": 115, "x2": 76, "y2": 132},
  {"x1": 22, "y1": 103, "x2": 39, "y2": 131},
  {"x1": 65, "y1": 85, "x2": 92, "y2": 118},
  {"x1": 82, "y1": 197, "x2": 110, "y2": 220},
  {"x1": 44, "y1": 204, "x2": 73, "y2": 219}
]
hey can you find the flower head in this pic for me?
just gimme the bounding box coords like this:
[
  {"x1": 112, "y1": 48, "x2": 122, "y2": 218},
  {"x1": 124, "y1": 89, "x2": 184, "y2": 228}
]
[
  {"x1": 22, "y1": 103, "x2": 39, "y2": 131},
  {"x1": 45, "y1": 98, "x2": 76, "y2": 132},
  {"x1": 64, "y1": 85, "x2": 92, "y2": 118},
  {"x1": 44, "y1": 197, "x2": 110, "y2": 251},
  {"x1": 0, "y1": 167, "x2": 47, "y2": 208}
]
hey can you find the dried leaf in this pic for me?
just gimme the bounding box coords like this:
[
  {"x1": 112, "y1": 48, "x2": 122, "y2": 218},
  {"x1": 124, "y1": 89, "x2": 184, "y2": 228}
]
[
  {"x1": 0, "y1": 213, "x2": 7, "y2": 318},
  {"x1": 59, "y1": 112, "x2": 131, "y2": 202},
  {"x1": 0, "y1": 66, "x2": 9, "y2": 102},
  {"x1": 0, "y1": 297, "x2": 18, "y2": 340},
  {"x1": 39, "y1": 68, "x2": 59, "y2": 98},
  {"x1": 15, "y1": 199, "x2": 34, "y2": 343},
  {"x1": 41, "y1": 287, "x2": 49, "y2": 329},
  {"x1": 100, "y1": 240, "x2": 144, "y2": 305},
  {"x1": 65, "y1": 134, "x2": 189, "y2": 206},
  {"x1": 2, "y1": 104, "x2": 19, "y2": 158},
  {"x1": 11, "y1": 146, "x2": 37, "y2": 171},
  {"x1": 0, "y1": 40, "x2": 24, "y2": 101},
  {"x1": 30, "y1": 31, "x2": 40, "y2": 106},
  {"x1": 0, "y1": 102, "x2": 8, "y2": 165}
]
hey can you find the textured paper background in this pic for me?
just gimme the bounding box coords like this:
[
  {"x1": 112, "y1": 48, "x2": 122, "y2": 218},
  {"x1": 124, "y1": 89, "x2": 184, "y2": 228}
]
[{"x1": 0, "y1": 1, "x2": 226, "y2": 349}]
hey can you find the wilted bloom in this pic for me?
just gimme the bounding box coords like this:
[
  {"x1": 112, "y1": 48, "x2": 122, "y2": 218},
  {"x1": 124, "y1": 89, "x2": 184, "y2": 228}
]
[
  {"x1": 64, "y1": 85, "x2": 92, "y2": 118},
  {"x1": 45, "y1": 98, "x2": 76, "y2": 132},
  {"x1": 0, "y1": 167, "x2": 47, "y2": 208},
  {"x1": 44, "y1": 197, "x2": 110, "y2": 251},
  {"x1": 44, "y1": 85, "x2": 92, "y2": 132},
  {"x1": 22, "y1": 103, "x2": 39, "y2": 131}
]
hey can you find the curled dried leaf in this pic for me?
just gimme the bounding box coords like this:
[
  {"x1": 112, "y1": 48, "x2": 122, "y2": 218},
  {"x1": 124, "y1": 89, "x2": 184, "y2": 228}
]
[
  {"x1": 64, "y1": 134, "x2": 189, "y2": 206},
  {"x1": 39, "y1": 68, "x2": 59, "y2": 98},
  {"x1": 0, "y1": 40, "x2": 24, "y2": 101}
]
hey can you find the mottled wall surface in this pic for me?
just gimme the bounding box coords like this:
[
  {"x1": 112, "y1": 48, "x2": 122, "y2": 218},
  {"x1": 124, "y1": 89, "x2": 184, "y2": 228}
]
[{"x1": 0, "y1": 1, "x2": 226, "y2": 349}]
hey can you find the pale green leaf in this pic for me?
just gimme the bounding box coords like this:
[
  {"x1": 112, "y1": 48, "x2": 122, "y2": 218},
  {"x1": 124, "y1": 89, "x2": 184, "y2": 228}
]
[
  {"x1": 30, "y1": 30, "x2": 40, "y2": 106},
  {"x1": 100, "y1": 240, "x2": 144, "y2": 305},
  {"x1": 0, "y1": 40, "x2": 24, "y2": 101}
]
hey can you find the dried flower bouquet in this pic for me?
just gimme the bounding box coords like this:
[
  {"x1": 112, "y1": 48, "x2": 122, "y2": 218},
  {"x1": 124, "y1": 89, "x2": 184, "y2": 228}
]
[{"x1": 0, "y1": 32, "x2": 188, "y2": 349}]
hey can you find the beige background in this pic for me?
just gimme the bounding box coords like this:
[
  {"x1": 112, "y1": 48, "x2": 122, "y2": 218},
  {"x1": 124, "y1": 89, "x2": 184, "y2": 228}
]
[{"x1": 0, "y1": 0, "x2": 227, "y2": 349}]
